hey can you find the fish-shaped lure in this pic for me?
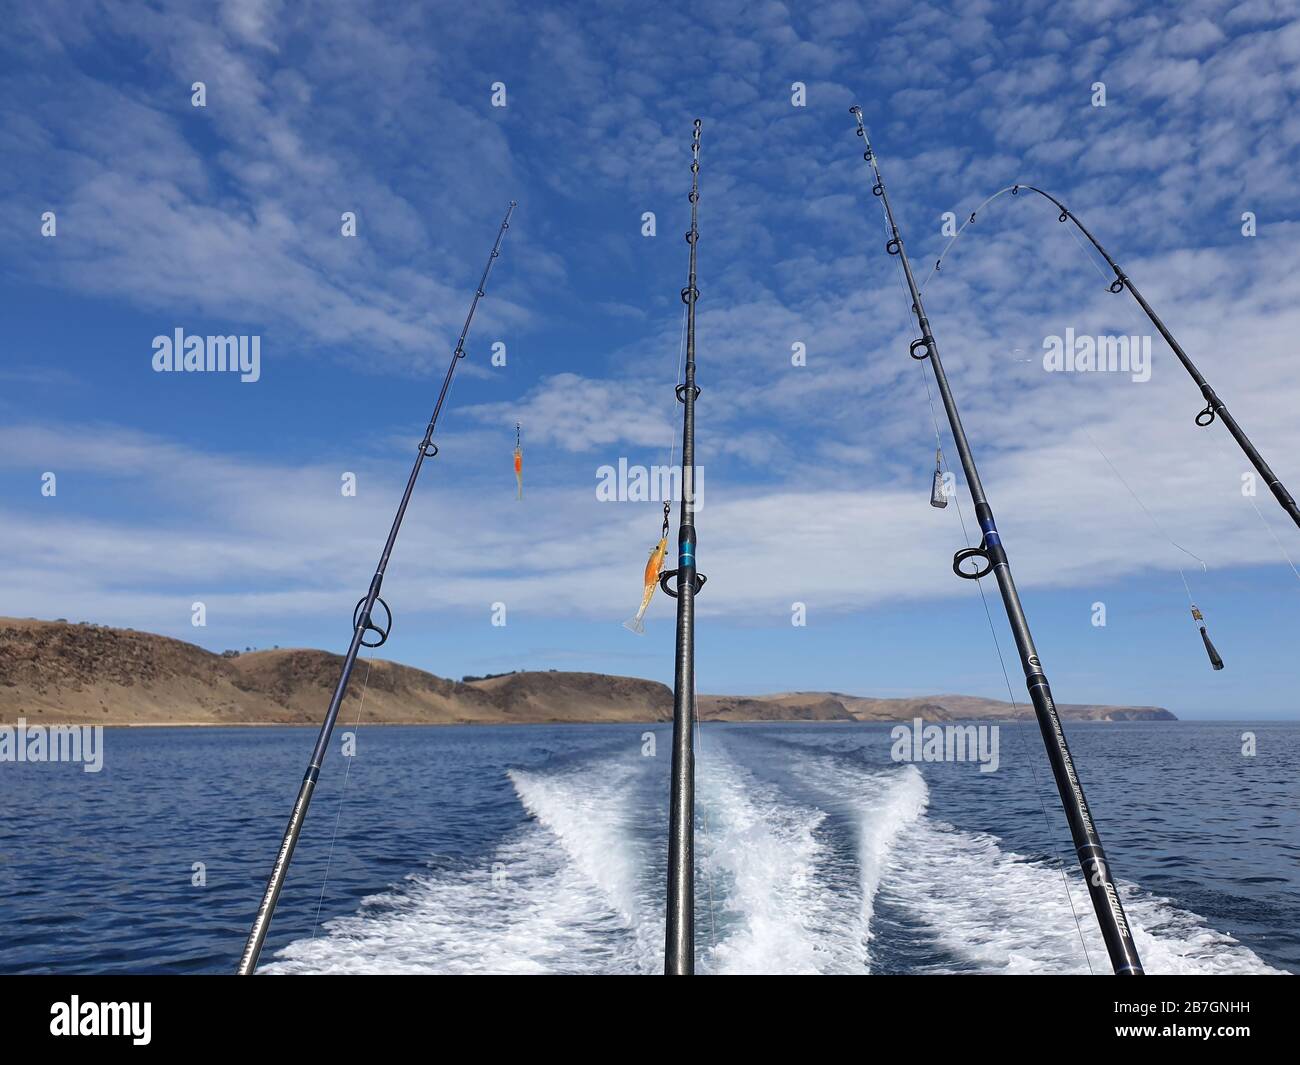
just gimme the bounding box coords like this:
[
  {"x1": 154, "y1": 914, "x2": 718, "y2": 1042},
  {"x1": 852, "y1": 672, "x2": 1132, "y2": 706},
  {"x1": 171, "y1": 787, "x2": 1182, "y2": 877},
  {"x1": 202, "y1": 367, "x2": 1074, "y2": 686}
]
[
  {"x1": 623, "y1": 537, "x2": 668, "y2": 634},
  {"x1": 1191, "y1": 605, "x2": 1224, "y2": 671},
  {"x1": 513, "y1": 423, "x2": 522, "y2": 500}
]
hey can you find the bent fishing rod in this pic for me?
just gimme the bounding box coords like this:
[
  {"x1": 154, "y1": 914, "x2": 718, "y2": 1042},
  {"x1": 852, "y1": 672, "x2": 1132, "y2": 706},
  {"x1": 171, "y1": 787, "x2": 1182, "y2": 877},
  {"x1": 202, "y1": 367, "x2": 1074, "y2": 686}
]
[
  {"x1": 236, "y1": 201, "x2": 517, "y2": 975},
  {"x1": 662, "y1": 118, "x2": 706, "y2": 975},
  {"x1": 848, "y1": 108, "x2": 1143, "y2": 976},
  {"x1": 940, "y1": 183, "x2": 1300, "y2": 532}
]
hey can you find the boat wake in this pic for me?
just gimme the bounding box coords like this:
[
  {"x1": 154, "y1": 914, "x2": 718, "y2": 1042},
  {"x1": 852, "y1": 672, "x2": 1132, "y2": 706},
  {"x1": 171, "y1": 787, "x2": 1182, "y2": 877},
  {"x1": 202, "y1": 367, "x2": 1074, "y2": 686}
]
[
  {"x1": 264, "y1": 736, "x2": 1284, "y2": 975},
  {"x1": 263, "y1": 756, "x2": 662, "y2": 974}
]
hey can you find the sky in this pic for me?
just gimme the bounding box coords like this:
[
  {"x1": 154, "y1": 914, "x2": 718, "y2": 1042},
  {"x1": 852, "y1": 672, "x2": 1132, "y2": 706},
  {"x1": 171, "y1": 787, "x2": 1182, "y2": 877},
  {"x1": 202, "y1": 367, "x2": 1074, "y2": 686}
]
[{"x1": 1, "y1": 0, "x2": 1298, "y2": 718}]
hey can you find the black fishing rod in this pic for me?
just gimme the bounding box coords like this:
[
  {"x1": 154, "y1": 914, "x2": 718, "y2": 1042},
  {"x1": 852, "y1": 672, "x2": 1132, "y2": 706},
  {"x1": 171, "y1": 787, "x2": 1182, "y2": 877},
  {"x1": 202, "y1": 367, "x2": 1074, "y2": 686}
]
[
  {"x1": 660, "y1": 118, "x2": 706, "y2": 976},
  {"x1": 955, "y1": 183, "x2": 1299, "y2": 532},
  {"x1": 237, "y1": 201, "x2": 517, "y2": 975},
  {"x1": 848, "y1": 107, "x2": 1143, "y2": 976}
]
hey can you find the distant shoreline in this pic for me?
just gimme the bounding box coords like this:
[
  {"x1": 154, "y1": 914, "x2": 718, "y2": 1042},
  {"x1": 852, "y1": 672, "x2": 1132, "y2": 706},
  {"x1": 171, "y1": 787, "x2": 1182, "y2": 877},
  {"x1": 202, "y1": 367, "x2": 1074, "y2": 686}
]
[
  {"x1": 0, "y1": 616, "x2": 1179, "y2": 726},
  {"x1": 36, "y1": 717, "x2": 1192, "y2": 729}
]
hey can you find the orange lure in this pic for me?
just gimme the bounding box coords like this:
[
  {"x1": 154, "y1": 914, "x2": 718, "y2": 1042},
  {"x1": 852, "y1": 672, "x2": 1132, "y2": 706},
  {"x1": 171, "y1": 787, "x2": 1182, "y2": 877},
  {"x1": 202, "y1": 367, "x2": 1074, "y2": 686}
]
[
  {"x1": 513, "y1": 423, "x2": 522, "y2": 500},
  {"x1": 623, "y1": 537, "x2": 668, "y2": 634}
]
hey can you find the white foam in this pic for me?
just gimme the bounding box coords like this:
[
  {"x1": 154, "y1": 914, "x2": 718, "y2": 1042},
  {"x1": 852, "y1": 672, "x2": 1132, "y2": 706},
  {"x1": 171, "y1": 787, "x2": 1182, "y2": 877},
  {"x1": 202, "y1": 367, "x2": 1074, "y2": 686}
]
[
  {"x1": 842, "y1": 763, "x2": 929, "y2": 953},
  {"x1": 263, "y1": 740, "x2": 1285, "y2": 976},
  {"x1": 875, "y1": 801, "x2": 1286, "y2": 975},
  {"x1": 697, "y1": 746, "x2": 886, "y2": 974},
  {"x1": 263, "y1": 757, "x2": 660, "y2": 974}
]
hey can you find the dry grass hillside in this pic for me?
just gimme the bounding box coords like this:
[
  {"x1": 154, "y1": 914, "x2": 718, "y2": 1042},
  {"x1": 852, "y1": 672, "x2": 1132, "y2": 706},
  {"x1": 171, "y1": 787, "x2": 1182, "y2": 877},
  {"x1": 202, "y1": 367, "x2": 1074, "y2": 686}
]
[{"x1": 0, "y1": 618, "x2": 1175, "y2": 725}]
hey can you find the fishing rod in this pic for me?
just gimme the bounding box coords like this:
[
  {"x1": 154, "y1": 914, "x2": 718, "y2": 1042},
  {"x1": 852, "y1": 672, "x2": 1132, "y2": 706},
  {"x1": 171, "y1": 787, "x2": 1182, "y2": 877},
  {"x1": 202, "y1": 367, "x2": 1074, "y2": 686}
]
[
  {"x1": 661, "y1": 118, "x2": 706, "y2": 976},
  {"x1": 935, "y1": 182, "x2": 1300, "y2": 532},
  {"x1": 236, "y1": 201, "x2": 517, "y2": 975},
  {"x1": 848, "y1": 107, "x2": 1143, "y2": 976}
]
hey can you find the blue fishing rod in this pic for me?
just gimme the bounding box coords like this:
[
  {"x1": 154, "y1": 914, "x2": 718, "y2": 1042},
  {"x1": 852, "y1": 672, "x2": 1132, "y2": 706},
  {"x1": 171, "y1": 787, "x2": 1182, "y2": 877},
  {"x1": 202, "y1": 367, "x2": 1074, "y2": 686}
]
[
  {"x1": 848, "y1": 107, "x2": 1143, "y2": 975},
  {"x1": 237, "y1": 202, "x2": 517, "y2": 975}
]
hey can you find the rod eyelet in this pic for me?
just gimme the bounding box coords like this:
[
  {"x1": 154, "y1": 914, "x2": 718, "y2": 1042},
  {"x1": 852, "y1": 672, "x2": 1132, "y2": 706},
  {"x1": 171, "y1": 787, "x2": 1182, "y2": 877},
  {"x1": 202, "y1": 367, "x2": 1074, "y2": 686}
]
[
  {"x1": 658, "y1": 569, "x2": 706, "y2": 598},
  {"x1": 872, "y1": 182, "x2": 884, "y2": 197},
  {"x1": 675, "y1": 383, "x2": 701, "y2": 403},
  {"x1": 1195, "y1": 405, "x2": 1216, "y2": 427},
  {"x1": 421, "y1": 442, "x2": 439, "y2": 457},
  {"x1": 680, "y1": 285, "x2": 699, "y2": 304},
  {"x1": 1109, "y1": 279, "x2": 1125, "y2": 294},
  {"x1": 886, "y1": 238, "x2": 901, "y2": 256},
  {"x1": 1058, "y1": 211, "x2": 1068, "y2": 223},
  {"x1": 910, "y1": 337, "x2": 933, "y2": 361},
  {"x1": 353, "y1": 595, "x2": 392, "y2": 647},
  {"x1": 953, "y1": 546, "x2": 993, "y2": 580}
]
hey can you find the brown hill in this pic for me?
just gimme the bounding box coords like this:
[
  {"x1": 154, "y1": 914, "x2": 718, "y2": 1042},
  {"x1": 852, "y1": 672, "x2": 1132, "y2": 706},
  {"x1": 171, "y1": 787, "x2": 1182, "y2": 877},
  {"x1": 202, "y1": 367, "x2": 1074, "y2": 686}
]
[
  {"x1": 700, "y1": 691, "x2": 1175, "y2": 723},
  {"x1": 0, "y1": 618, "x2": 1175, "y2": 725}
]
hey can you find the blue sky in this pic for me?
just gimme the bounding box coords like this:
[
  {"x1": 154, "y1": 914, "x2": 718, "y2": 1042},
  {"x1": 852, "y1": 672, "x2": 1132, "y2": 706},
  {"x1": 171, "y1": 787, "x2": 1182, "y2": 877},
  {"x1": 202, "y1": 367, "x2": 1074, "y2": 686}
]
[{"x1": 2, "y1": 1, "x2": 1298, "y2": 717}]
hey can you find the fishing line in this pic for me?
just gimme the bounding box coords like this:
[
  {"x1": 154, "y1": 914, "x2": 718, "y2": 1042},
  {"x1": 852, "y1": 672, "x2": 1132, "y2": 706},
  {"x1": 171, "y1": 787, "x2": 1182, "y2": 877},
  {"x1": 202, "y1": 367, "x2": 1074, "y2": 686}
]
[
  {"x1": 1065, "y1": 221, "x2": 1300, "y2": 590},
  {"x1": 924, "y1": 185, "x2": 1241, "y2": 667},
  {"x1": 624, "y1": 282, "x2": 691, "y2": 636},
  {"x1": 662, "y1": 303, "x2": 689, "y2": 540},
  {"x1": 667, "y1": 304, "x2": 688, "y2": 470},
  {"x1": 852, "y1": 112, "x2": 1138, "y2": 972},
  {"x1": 1072, "y1": 235, "x2": 1300, "y2": 590},
  {"x1": 1223, "y1": 442, "x2": 1300, "y2": 584},
  {"x1": 311, "y1": 649, "x2": 375, "y2": 942},
  {"x1": 926, "y1": 178, "x2": 1300, "y2": 539},
  {"x1": 1056, "y1": 218, "x2": 1215, "y2": 608},
  {"x1": 918, "y1": 185, "x2": 1021, "y2": 293},
  {"x1": 869, "y1": 177, "x2": 1096, "y2": 972},
  {"x1": 1081, "y1": 426, "x2": 1206, "y2": 604}
]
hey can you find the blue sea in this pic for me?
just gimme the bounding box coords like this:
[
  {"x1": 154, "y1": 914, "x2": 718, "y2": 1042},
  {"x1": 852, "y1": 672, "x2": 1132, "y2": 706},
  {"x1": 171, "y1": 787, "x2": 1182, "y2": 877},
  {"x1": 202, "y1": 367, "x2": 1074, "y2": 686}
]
[{"x1": 0, "y1": 720, "x2": 1294, "y2": 974}]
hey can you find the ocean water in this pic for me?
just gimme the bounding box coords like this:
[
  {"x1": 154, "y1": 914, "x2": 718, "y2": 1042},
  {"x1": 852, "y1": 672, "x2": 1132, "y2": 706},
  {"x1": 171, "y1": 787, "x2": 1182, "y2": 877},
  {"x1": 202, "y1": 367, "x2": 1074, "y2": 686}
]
[{"x1": 0, "y1": 720, "x2": 1294, "y2": 975}]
